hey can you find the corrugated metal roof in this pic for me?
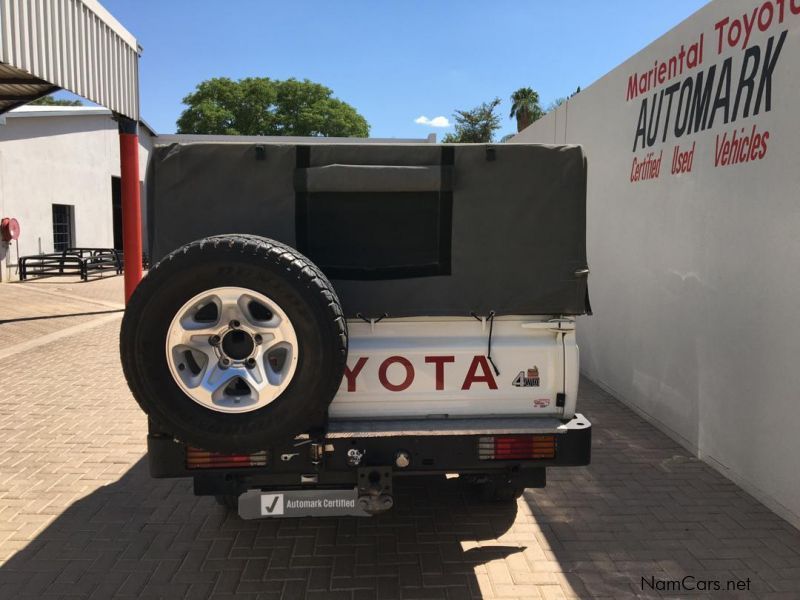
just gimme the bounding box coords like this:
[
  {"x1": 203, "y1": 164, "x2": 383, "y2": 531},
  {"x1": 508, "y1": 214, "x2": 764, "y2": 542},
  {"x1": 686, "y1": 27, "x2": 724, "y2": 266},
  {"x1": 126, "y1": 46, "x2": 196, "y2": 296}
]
[
  {"x1": 0, "y1": 0, "x2": 139, "y2": 119},
  {"x1": 0, "y1": 62, "x2": 57, "y2": 111}
]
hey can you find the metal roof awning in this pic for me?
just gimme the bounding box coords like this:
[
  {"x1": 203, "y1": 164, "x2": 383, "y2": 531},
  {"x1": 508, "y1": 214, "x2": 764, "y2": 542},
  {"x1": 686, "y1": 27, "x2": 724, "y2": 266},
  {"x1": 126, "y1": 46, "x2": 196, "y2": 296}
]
[
  {"x1": 0, "y1": 0, "x2": 139, "y2": 119},
  {"x1": 0, "y1": 62, "x2": 57, "y2": 112}
]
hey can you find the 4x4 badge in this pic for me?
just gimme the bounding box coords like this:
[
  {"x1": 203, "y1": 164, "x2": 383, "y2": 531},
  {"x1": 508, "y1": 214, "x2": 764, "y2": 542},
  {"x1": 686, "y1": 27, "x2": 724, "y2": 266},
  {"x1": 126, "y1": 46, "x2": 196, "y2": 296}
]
[{"x1": 512, "y1": 366, "x2": 540, "y2": 387}]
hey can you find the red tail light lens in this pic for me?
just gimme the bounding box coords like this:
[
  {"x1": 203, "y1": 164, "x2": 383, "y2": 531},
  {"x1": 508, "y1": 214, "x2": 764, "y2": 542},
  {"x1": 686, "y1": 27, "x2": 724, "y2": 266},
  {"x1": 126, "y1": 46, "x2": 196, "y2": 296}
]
[
  {"x1": 186, "y1": 447, "x2": 268, "y2": 469},
  {"x1": 478, "y1": 435, "x2": 556, "y2": 460}
]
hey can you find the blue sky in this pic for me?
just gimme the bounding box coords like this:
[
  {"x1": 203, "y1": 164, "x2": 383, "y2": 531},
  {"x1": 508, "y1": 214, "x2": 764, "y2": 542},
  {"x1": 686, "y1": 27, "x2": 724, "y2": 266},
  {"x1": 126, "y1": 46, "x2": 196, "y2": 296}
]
[{"x1": 94, "y1": 0, "x2": 708, "y2": 138}]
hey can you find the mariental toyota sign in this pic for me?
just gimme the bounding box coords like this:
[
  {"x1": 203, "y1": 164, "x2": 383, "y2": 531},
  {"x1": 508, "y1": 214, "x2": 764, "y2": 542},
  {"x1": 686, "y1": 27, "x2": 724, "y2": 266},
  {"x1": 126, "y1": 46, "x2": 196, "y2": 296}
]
[{"x1": 628, "y1": 1, "x2": 795, "y2": 180}]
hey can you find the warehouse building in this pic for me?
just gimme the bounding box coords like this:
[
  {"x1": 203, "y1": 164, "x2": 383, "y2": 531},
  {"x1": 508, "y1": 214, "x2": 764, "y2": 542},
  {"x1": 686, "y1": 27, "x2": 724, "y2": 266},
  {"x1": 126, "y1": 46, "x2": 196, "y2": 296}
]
[
  {"x1": 0, "y1": 1, "x2": 434, "y2": 285},
  {"x1": 0, "y1": 105, "x2": 153, "y2": 280},
  {"x1": 514, "y1": 0, "x2": 800, "y2": 527},
  {"x1": 0, "y1": 0, "x2": 144, "y2": 288}
]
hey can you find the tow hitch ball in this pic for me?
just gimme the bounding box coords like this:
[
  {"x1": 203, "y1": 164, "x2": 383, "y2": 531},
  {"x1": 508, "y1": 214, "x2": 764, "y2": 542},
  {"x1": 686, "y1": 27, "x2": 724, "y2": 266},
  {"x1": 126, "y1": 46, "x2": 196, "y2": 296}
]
[{"x1": 357, "y1": 467, "x2": 393, "y2": 514}]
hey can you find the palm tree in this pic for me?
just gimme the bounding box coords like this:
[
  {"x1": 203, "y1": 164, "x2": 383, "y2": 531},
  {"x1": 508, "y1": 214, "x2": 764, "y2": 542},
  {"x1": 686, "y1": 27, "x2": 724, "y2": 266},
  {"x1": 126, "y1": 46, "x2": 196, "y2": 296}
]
[{"x1": 509, "y1": 87, "x2": 543, "y2": 132}]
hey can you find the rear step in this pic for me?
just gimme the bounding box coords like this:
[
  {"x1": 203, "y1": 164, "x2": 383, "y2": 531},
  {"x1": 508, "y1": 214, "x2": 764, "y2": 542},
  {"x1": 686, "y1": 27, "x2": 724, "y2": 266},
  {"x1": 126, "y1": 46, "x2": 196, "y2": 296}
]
[{"x1": 325, "y1": 414, "x2": 590, "y2": 437}]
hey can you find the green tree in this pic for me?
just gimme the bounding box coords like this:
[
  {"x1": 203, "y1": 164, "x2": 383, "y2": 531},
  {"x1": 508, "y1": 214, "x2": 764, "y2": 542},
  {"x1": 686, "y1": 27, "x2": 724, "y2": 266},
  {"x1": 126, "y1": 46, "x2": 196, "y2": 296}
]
[
  {"x1": 546, "y1": 97, "x2": 567, "y2": 112},
  {"x1": 30, "y1": 94, "x2": 83, "y2": 106},
  {"x1": 509, "y1": 87, "x2": 543, "y2": 132},
  {"x1": 441, "y1": 98, "x2": 502, "y2": 143},
  {"x1": 176, "y1": 77, "x2": 369, "y2": 137},
  {"x1": 546, "y1": 86, "x2": 582, "y2": 113}
]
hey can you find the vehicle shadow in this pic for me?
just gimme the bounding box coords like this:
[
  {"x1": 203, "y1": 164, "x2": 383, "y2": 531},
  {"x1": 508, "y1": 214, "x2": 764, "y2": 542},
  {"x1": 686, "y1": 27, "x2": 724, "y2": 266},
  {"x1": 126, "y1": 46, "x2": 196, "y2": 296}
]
[
  {"x1": 519, "y1": 377, "x2": 800, "y2": 598},
  {"x1": 0, "y1": 458, "x2": 522, "y2": 599}
]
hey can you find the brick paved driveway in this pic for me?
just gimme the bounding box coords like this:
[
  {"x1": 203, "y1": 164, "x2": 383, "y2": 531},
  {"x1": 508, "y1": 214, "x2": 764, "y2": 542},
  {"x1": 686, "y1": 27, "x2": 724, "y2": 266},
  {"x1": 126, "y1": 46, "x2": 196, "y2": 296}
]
[{"x1": 0, "y1": 276, "x2": 798, "y2": 599}]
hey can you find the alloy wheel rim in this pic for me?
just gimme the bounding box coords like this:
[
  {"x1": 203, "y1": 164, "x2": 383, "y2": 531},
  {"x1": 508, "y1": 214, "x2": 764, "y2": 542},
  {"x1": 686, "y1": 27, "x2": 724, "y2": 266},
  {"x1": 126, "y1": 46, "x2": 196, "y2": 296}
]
[{"x1": 165, "y1": 287, "x2": 299, "y2": 413}]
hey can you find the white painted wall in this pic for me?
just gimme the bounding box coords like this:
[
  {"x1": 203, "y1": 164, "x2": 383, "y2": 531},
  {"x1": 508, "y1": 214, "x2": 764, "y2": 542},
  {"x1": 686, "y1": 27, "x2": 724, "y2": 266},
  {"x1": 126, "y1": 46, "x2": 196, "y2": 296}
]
[
  {"x1": 0, "y1": 106, "x2": 151, "y2": 281},
  {"x1": 514, "y1": 0, "x2": 800, "y2": 528}
]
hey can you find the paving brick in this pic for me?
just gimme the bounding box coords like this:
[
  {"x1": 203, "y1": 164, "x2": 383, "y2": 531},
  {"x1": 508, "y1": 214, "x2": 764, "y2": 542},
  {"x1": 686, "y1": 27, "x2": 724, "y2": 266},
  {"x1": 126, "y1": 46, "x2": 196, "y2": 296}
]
[{"x1": 0, "y1": 276, "x2": 799, "y2": 599}]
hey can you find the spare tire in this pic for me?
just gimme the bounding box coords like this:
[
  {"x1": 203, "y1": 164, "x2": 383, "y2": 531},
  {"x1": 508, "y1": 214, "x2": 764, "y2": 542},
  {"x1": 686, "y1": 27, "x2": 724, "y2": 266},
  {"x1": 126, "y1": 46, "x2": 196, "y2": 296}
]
[{"x1": 120, "y1": 234, "x2": 347, "y2": 452}]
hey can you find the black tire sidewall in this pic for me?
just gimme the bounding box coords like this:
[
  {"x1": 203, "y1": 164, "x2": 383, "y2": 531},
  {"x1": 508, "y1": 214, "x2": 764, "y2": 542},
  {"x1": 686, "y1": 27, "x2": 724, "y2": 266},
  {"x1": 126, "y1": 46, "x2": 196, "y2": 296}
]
[{"x1": 124, "y1": 246, "x2": 343, "y2": 452}]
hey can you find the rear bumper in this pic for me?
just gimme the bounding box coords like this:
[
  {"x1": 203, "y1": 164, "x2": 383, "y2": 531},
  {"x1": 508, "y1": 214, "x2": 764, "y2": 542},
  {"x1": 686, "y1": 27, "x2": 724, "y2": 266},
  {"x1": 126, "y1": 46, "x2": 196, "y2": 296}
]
[{"x1": 148, "y1": 414, "x2": 591, "y2": 496}]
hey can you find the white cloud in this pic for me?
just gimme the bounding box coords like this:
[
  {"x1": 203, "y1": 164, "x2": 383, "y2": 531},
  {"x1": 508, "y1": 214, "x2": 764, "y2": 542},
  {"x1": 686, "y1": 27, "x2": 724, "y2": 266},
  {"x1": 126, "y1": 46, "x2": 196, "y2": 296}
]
[{"x1": 414, "y1": 115, "x2": 450, "y2": 128}]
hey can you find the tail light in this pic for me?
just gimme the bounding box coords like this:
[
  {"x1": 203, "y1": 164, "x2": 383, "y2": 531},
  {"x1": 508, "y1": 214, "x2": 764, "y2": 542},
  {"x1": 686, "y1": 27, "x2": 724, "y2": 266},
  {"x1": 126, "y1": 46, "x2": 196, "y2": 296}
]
[
  {"x1": 478, "y1": 435, "x2": 556, "y2": 460},
  {"x1": 186, "y1": 447, "x2": 268, "y2": 469}
]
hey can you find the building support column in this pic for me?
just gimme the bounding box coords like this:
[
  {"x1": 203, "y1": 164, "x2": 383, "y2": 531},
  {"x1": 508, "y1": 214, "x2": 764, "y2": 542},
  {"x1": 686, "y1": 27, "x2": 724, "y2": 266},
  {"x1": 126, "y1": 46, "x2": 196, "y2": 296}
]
[{"x1": 117, "y1": 115, "x2": 142, "y2": 303}]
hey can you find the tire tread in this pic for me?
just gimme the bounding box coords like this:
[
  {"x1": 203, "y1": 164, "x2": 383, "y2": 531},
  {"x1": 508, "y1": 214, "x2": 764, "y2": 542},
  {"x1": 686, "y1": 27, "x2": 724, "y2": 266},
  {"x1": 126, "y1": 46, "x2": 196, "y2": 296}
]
[{"x1": 120, "y1": 234, "x2": 347, "y2": 451}]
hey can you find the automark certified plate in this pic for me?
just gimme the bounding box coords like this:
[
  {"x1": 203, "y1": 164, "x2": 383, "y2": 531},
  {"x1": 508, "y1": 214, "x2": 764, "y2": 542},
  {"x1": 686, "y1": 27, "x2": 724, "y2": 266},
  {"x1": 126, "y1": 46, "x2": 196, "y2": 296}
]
[{"x1": 238, "y1": 487, "x2": 371, "y2": 519}]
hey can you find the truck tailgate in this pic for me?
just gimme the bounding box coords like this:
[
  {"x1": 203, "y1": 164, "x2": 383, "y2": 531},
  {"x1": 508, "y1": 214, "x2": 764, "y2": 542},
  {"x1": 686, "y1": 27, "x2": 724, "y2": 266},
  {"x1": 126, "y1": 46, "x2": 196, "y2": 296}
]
[{"x1": 329, "y1": 317, "x2": 579, "y2": 419}]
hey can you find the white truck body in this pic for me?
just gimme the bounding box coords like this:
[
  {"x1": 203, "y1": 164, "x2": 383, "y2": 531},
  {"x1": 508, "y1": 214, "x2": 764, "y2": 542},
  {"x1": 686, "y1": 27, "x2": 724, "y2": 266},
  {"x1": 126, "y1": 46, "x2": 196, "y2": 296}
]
[{"x1": 330, "y1": 316, "x2": 579, "y2": 420}]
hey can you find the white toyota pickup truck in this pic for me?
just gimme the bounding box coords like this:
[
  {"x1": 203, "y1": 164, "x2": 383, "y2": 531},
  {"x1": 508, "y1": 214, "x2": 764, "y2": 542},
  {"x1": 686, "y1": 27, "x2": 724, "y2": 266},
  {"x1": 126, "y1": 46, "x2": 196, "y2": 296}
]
[{"x1": 121, "y1": 142, "x2": 591, "y2": 517}]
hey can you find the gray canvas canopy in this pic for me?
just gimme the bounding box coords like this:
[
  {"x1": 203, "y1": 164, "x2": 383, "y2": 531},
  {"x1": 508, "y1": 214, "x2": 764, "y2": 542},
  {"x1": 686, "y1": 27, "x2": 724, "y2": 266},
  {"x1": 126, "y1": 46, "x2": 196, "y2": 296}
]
[{"x1": 147, "y1": 142, "x2": 590, "y2": 317}]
